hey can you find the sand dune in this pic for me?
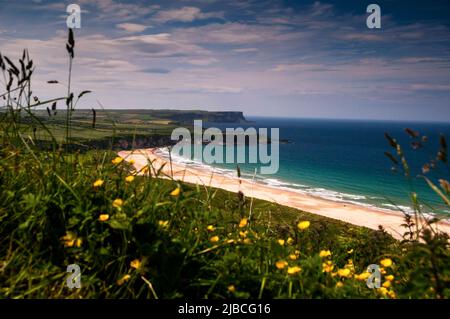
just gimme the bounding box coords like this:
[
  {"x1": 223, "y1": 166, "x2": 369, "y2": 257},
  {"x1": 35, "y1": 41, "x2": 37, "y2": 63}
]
[{"x1": 118, "y1": 148, "x2": 450, "y2": 240}]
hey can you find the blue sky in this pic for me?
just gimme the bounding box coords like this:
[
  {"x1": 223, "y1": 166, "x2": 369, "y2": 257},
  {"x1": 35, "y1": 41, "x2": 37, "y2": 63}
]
[{"x1": 1, "y1": 0, "x2": 450, "y2": 121}]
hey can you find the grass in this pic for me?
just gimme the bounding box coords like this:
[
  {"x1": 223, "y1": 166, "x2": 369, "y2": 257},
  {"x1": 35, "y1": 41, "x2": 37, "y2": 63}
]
[{"x1": 0, "y1": 30, "x2": 449, "y2": 299}]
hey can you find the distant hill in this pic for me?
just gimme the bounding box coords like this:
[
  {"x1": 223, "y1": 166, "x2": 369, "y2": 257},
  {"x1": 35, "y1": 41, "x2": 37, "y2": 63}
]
[{"x1": 105, "y1": 109, "x2": 249, "y2": 124}]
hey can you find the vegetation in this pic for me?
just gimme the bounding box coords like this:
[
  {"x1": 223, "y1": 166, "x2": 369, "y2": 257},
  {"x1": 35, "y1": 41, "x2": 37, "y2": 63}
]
[{"x1": 0, "y1": 30, "x2": 449, "y2": 299}]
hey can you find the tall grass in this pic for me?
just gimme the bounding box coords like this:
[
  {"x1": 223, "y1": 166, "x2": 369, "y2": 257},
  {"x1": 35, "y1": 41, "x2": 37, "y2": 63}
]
[{"x1": 0, "y1": 30, "x2": 448, "y2": 299}]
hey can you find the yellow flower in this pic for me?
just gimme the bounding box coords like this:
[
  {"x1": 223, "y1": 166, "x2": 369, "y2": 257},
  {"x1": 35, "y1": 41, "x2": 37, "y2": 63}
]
[
  {"x1": 125, "y1": 175, "x2": 135, "y2": 183},
  {"x1": 277, "y1": 239, "x2": 285, "y2": 246},
  {"x1": 112, "y1": 156, "x2": 123, "y2": 165},
  {"x1": 319, "y1": 250, "x2": 332, "y2": 258},
  {"x1": 336, "y1": 281, "x2": 344, "y2": 288},
  {"x1": 338, "y1": 268, "x2": 351, "y2": 278},
  {"x1": 112, "y1": 198, "x2": 123, "y2": 208},
  {"x1": 287, "y1": 237, "x2": 294, "y2": 245},
  {"x1": 75, "y1": 238, "x2": 82, "y2": 247},
  {"x1": 207, "y1": 225, "x2": 215, "y2": 232},
  {"x1": 287, "y1": 266, "x2": 301, "y2": 275},
  {"x1": 322, "y1": 261, "x2": 334, "y2": 273},
  {"x1": 61, "y1": 231, "x2": 77, "y2": 247},
  {"x1": 388, "y1": 290, "x2": 396, "y2": 299},
  {"x1": 378, "y1": 287, "x2": 388, "y2": 296},
  {"x1": 382, "y1": 281, "x2": 391, "y2": 288},
  {"x1": 227, "y1": 239, "x2": 235, "y2": 244},
  {"x1": 99, "y1": 214, "x2": 109, "y2": 222},
  {"x1": 238, "y1": 218, "x2": 248, "y2": 228},
  {"x1": 289, "y1": 254, "x2": 298, "y2": 260},
  {"x1": 239, "y1": 231, "x2": 247, "y2": 238},
  {"x1": 130, "y1": 259, "x2": 141, "y2": 270},
  {"x1": 297, "y1": 220, "x2": 310, "y2": 230},
  {"x1": 210, "y1": 236, "x2": 219, "y2": 243},
  {"x1": 117, "y1": 274, "x2": 131, "y2": 286},
  {"x1": 385, "y1": 275, "x2": 394, "y2": 281},
  {"x1": 170, "y1": 187, "x2": 180, "y2": 196},
  {"x1": 129, "y1": 159, "x2": 135, "y2": 165},
  {"x1": 355, "y1": 272, "x2": 370, "y2": 281},
  {"x1": 275, "y1": 260, "x2": 288, "y2": 269},
  {"x1": 158, "y1": 220, "x2": 169, "y2": 228},
  {"x1": 227, "y1": 285, "x2": 236, "y2": 293},
  {"x1": 380, "y1": 258, "x2": 393, "y2": 268},
  {"x1": 347, "y1": 249, "x2": 354, "y2": 254},
  {"x1": 243, "y1": 238, "x2": 252, "y2": 244},
  {"x1": 93, "y1": 179, "x2": 104, "y2": 187}
]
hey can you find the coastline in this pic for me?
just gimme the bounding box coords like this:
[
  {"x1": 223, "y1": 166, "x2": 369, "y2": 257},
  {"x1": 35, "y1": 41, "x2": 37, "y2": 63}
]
[{"x1": 118, "y1": 148, "x2": 450, "y2": 240}]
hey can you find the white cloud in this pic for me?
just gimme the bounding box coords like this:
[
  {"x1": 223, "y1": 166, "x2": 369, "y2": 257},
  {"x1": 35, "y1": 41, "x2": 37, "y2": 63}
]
[
  {"x1": 116, "y1": 23, "x2": 151, "y2": 33},
  {"x1": 153, "y1": 6, "x2": 223, "y2": 23}
]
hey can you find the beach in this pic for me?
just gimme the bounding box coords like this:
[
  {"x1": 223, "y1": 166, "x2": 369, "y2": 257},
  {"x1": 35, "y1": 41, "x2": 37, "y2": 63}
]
[{"x1": 118, "y1": 148, "x2": 450, "y2": 240}]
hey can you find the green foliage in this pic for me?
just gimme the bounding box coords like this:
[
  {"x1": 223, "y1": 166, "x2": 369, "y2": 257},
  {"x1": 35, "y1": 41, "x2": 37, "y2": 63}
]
[{"x1": 0, "y1": 30, "x2": 448, "y2": 299}]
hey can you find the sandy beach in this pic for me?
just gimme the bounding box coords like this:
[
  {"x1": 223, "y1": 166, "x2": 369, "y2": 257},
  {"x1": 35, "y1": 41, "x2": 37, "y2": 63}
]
[{"x1": 118, "y1": 148, "x2": 450, "y2": 240}]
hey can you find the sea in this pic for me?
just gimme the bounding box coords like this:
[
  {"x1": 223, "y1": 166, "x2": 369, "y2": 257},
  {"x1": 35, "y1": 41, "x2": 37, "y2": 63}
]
[{"x1": 158, "y1": 117, "x2": 450, "y2": 218}]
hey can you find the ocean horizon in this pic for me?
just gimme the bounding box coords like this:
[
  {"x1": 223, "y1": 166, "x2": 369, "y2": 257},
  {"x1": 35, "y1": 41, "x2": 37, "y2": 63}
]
[{"x1": 159, "y1": 117, "x2": 450, "y2": 218}]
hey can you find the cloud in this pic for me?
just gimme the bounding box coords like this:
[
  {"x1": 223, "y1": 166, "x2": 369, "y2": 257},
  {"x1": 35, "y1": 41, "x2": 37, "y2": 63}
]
[
  {"x1": 116, "y1": 23, "x2": 151, "y2": 33},
  {"x1": 142, "y1": 67, "x2": 171, "y2": 74},
  {"x1": 153, "y1": 6, "x2": 224, "y2": 23}
]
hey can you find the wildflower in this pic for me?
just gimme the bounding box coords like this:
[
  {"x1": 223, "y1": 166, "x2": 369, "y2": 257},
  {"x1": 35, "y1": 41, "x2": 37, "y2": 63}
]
[
  {"x1": 382, "y1": 281, "x2": 391, "y2": 288},
  {"x1": 93, "y1": 179, "x2": 104, "y2": 187},
  {"x1": 239, "y1": 231, "x2": 247, "y2": 238},
  {"x1": 75, "y1": 238, "x2": 82, "y2": 247},
  {"x1": 210, "y1": 236, "x2": 219, "y2": 243},
  {"x1": 297, "y1": 220, "x2": 310, "y2": 230},
  {"x1": 355, "y1": 272, "x2": 370, "y2": 281},
  {"x1": 130, "y1": 259, "x2": 141, "y2": 270},
  {"x1": 380, "y1": 258, "x2": 393, "y2": 268},
  {"x1": 112, "y1": 198, "x2": 123, "y2": 208},
  {"x1": 337, "y1": 268, "x2": 351, "y2": 278},
  {"x1": 388, "y1": 290, "x2": 396, "y2": 299},
  {"x1": 243, "y1": 238, "x2": 252, "y2": 244},
  {"x1": 275, "y1": 260, "x2": 288, "y2": 269},
  {"x1": 347, "y1": 249, "x2": 354, "y2": 254},
  {"x1": 112, "y1": 157, "x2": 123, "y2": 165},
  {"x1": 170, "y1": 187, "x2": 180, "y2": 196},
  {"x1": 228, "y1": 285, "x2": 236, "y2": 293},
  {"x1": 322, "y1": 261, "x2": 334, "y2": 273},
  {"x1": 336, "y1": 282, "x2": 344, "y2": 288},
  {"x1": 207, "y1": 225, "x2": 215, "y2": 232},
  {"x1": 378, "y1": 287, "x2": 388, "y2": 297},
  {"x1": 129, "y1": 159, "x2": 135, "y2": 165},
  {"x1": 227, "y1": 239, "x2": 235, "y2": 244},
  {"x1": 125, "y1": 175, "x2": 135, "y2": 183},
  {"x1": 277, "y1": 239, "x2": 285, "y2": 246},
  {"x1": 289, "y1": 254, "x2": 298, "y2": 260},
  {"x1": 380, "y1": 268, "x2": 387, "y2": 275},
  {"x1": 319, "y1": 250, "x2": 332, "y2": 258},
  {"x1": 287, "y1": 237, "x2": 294, "y2": 245},
  {"x1": 344, "y1": 259, "x2": 355, "y2": 272},
  {"x1": 385, "y1": 275, "x2": 394, "y2": 281},
  {"x1": 99, "y1": 214, "x2": 109, "y2": 222},
  {"x1": 239, "y1": 218, "x2": 248, "y2": 228},
  {"x1": 117, "y1": 274, "x2": 131, "y2": 286},
  {"x1": 287, "y1": 266, "x2": 301, "y2": 275},
  {"x1": 61, "y1": 231, "x2": 77, "y2": 247},
  {"x1": 158, "y1": 220, "x2": 169, "y2": 228}
]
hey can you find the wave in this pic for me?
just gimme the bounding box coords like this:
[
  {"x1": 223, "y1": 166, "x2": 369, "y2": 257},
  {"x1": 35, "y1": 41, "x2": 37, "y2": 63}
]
[{"x1": 155, "y1": 147, "x2": 449, "y2": 220}]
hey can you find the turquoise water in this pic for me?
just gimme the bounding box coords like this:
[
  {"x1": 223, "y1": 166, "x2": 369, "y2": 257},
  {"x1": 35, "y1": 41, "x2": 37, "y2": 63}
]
[{"x1": 162, "y1": 117, "x2": 450, "y2": 217}]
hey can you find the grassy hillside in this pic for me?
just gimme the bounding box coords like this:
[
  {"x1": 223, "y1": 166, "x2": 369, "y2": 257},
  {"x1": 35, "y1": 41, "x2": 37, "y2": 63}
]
[{"x1": 0, "y1": 30, "x2": 449, "y2": 299}]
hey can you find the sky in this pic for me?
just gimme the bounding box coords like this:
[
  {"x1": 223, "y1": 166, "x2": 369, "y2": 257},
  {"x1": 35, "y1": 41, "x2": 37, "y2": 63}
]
[{"x1": 1, "y1": 0, "x2": 450, "y2": 121}]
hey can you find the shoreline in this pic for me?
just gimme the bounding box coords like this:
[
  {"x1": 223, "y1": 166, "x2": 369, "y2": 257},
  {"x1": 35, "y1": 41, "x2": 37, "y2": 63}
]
[{"x1": 118, "y1": 148, "x2": 450, "y2": 240}]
